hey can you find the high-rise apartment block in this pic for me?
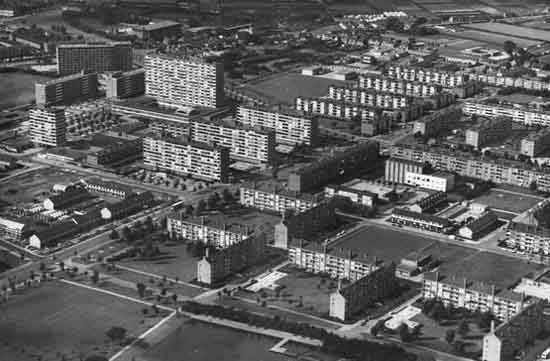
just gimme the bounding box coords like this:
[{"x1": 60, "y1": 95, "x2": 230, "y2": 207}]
[
  {"x1": 144, "y1": 54, "x2": 224, "y2": 108},
  {"x1": 236, "y1": 106, "x2": 319, "y2": 146},
  {"x1": 29, "y1": 107, "x2": 66, "y2": 147},
  {"x1": 105, "y1": 69, "x2": 145, "y2": 99},
  {"x1": 56, "y1": 42, "x2": 132, "y2": 76},
  {"x1": 143, "y1": 136, "x2": 229, "y2": 182},
  {"x1": 35, "y1": 72, "x2": 98, "y2": 106}
]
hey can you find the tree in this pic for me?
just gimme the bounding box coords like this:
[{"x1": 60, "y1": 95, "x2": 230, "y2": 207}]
[
  {"x1": 91, "y1": 270, "x2": 100, "y2": 284},
  {"x1": 194, "y1": 200, "x2": 206, "y2": 216},
  {"x1": 457, "y1": 319, "x2": 469, "y2": 336},
  {"x1": 184, "y1": 204, "x2": 194, "y2": 216},
  {"x1": 504, "y1": 40, "x2": 516, "y2": 55},
  {"x1": 222, "y1": 188, "x2": 234, "y2": 204},
  {"x1": 110, "y1": 229, "x2": 119, "y2": 240},
  {"x1": 530, "y1": 181, "x2": 538, "y2": 191},
  {"x1": 399, "y1": 323, "x2": 411, "y2": 342},
  {"x1": 137, "y1": 282, "x2": 146, "y2": 298},
  {"x1": 121, "y1": 226, "x2": 132, "y2": 241},
  {"x1": 207, "y1": 192, "x2": 220, "y2": 209},
  {"x1": 59, "y1": 261, "x2": 65, "y2": 271},
  {"x1": 106, "y1": 326, "x2": 127, "y2": 343},
  {"x1": 445, "y1": 329, "x2": 455, "y2": 344}
]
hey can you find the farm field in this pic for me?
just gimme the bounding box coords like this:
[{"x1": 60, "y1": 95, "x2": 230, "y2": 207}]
[
  {"x1": 462, "y1": 22, "x2": 550, "y2": 41},
  {"x1": 473, "y1": 189, "x2": 542, "y2": 214},
  {"x1": 0, "y1": 72, "x2": 53, "y2": 109},
  {"x1": 0, "y1": 280, "x2": 163, "y2": 361},
  {"x1": 450, "y1": 29, "x2": 540, "y2": 48}
]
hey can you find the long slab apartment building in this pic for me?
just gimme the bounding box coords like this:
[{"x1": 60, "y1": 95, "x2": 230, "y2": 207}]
[
  {"x1": 35, "y1": 72, "x2": 98, "y2": 106},
  {"x1": 143, "y1": 136, "x2": 230, "y2": 182},
  {"x1": 463, "y1": 100, "x2": 550, "y2": 127},
  {"x1": 389, "y1": 144, "x2": 550, "y2": 192},
  {"x1": 56, "y1": 42, "x2": 132, "y2": 76},
  {"x1": 236, "y1": 105, "x2": 319, "y2": 146},
  {"x1": 239, "y1": 184, "x2": 321, "y2": 214}
]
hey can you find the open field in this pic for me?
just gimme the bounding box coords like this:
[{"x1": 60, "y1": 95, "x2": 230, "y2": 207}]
[
  {"x1": 462, "y1": 22, "x2": 550, "y2": 41},
  {"x1": 241, "y1": 72, "x2": 347, "y2": 105},
  {"x1": 0, "y1": 280, "x2": 162, "y2": 361},
  {"x1": 473, "y1": 189, "x2": 541, "y2": 214},
  {"x1": 0, "y1": 167, "x2": 85, "y2": 205},
  {"x1": 0, "y1": 72, "x2": 53, "y2": 109},
  {"x1": 331, "y1": 225, "x2": 434, "y2": 263},
  {"x1": 437, "y1": 252, "x2": 544, "y2": 290},
  {"x1": 450, "y1": 30, "x2": 540, "y2": 48}
]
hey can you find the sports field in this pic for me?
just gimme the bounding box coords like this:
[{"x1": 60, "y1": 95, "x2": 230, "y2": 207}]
[
  {"x1": 462, "y1": 22, "x2": 550, "y2": 42},
  {"x1": 438, "y1": 252, "x2": 543, "y2": 290},
  {"x1": 473, "y1": 189, "x2": 542, "y2": 214},
  {"x1": 0, "y1": 281, "x2": 162, "y2": 361},
  {"x1": 331, "y1": 225, "x2": 434, "y2": 263}
]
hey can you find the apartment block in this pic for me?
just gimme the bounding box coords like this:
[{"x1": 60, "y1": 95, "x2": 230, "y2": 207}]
[
  {"x1": 189, "y1": 119, "x2": 275, "y2": 164},
  {"x1": 507, "y1": 200, "x2": 550, "y2": 255},
  {"x1": 330, "y1": 263, "x2": 396, "y2": 321},
  {"x1": 29, "y1": 107, "x2": 66, "y2": 147},
  {"x1": 465, "y1": 117, "x2": 513, "y2": 149},
  {"x1": 143, "y1": 136, "x2": 230, "y2": 182},
  {"x1": 56, "y1": 42, "x2": 132, "y2": 76},
  {"x1": 412, "y1": 107, "x2": 462, "y2": 137},
  {"x1": 236, "y1": 106, "x2": 319, "y2": 146},
  {"x1": 463, "y1": 101, "x2": 550, "y2": 127},
  {"x1": 390, "y1": 144, "x2": 550, "y2": 192},
  {"x1": 167, "y1": 213, "x2": 252, "y2": 248},
  {"x1": 521, "y1": 128, "x2": 550, "y2": 157},
  {"x1": 328, "y1": 86, "x2": 414, "y2": 109},
  {"x1": 288, "y1": 141, "x2": 380, "y2": 193},
  {"x1": 384, "y1": 158, "x2": 427, "y2": 184},
  {"x1": 197, "y1": 233, "x2": 266, "y2": 285},
  {"x1": 388, "y1": 65, "x2": 467, "y2": 88},
  {"x1": 35, "y1": 72, "x2": 98, "y2": 106},
  {"x1": 144, "y1": 54, "x2": 224, "y2": 108},
  {"x1": 239, "y1": 184, "x2": 320, "y2": 214},
  {"x1": 105, "y1": 69, "x2": 145, "y2": 99},
  {"x1": 274, "y1": 200, "x2": 337, "y2": 249},
  {"x1": 483, "y1": 301, "x2": 549, "y2": 361},
  {"x1": 423, "y1": 271, "x2": 526, "y2": 321},
  {"x1": 358, "y1": 75, "x2": 443, "y2": 97}
]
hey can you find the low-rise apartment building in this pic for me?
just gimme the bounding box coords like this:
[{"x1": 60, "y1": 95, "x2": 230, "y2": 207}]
[
  {"x1": 143, "y1": 136, "x2": 230, "y2": 182},
  {"x1": 358, "y1": 75, "x2": 443, "y2": 97},
  {"x1": 328, "y1": 86, "x2": 414, "y2": 109},
  {"x1": 236, "y1": 105, "x2": 319, "y2": 146},
  {"x1": 35, "y1": 72, "x2": 98, "y2": 107},
  {"x1": 423, "y1": 271, "x2": 526, "y2": 321},
  {"x1": 239, "y1": 184, "x2": 320, "y2": 214},
  {"x1": 463, "y1": 100, "x2": 550, "y2": 127},
  {"x1": 521, "y1": 128, "x2": 550, "y2": 157},
  {"x1": 465, "y1": 117, "x2": 513, "y2": 149}
]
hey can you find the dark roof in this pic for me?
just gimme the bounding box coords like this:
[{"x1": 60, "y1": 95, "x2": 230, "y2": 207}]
[
  {"x1": 106, "y1": 191, "x2": 154, "y2": 213},
  {"x1": 393, "y1": 207, "x2": 451, "y2": 227},
  {"x1": 462, "y1": 211, "x2": 498, "y2": 233},
  {"x1": 48, "y1": 187, "x2": 91, "y2": 208},
  {"x1": 32, "y1": 220, "x2": 78, "y2": 244}
]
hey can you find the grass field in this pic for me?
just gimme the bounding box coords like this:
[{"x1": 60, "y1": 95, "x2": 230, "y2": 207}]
[
  {"x1": 452, "y1": 29, "x2": 540, "y2": 48},
  {"x1": 438, "y1": 252, "x2": 543, "y2": 290},
  {"x1": 242, "y1": 72, "x2": 347, "y2": 105},
  {"x1": 473, "y1": 190, "x2": 541, "y2": 214},
  {"x1": 0, "y1": 72, "x2": 53, "y2": 109},
  {"x1": 0, "y1": 280, "x2": 162, "y2": 361},
  {"x1": 462, "y1": 22, "x2": 550, "y2": 42},
  {"x1": 331, "y1": 225, "x2": 434, "y2": 263}
]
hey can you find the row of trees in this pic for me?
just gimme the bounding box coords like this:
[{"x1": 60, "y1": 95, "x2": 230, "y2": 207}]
[
  {"x1": 421, "y1": 299, "x2": 496, "y2": 331},
  {"x1": 180, "y1": 301, "x2": 415, "y2": 361},
  {"x1": 181, "y1": 188, "x2": 239, "y2": 218}
]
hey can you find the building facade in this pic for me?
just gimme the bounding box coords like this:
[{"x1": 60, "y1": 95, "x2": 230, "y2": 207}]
[
  {"x1": 463, "y1": 101, "x2": 550, "y2": 127},
  {"x1": 29, "y1": 107, "x2": 66, "y2": 147},
  {"x1": 35, "y1": 72, "x2": 98, "y2": 106},
  {"x1": 239, "y1": 185, "x2": 320, "y2": 214},
  {"x1": 384, "y1": 158, "x2": 426, "y2": 184},
  {"x1": 465, "y1": 117, "x2": 513, "y2": 149},
  {"x1": 404, "y1": 171, "x2": 455, "y2": 192},
  {"x1": 143, "y1": 136, "x2": 230, "y2": 182},
  {"x1": 144, "y1": 54, "x2": 224, "y2": 108},
  {"x1": 236, "y1": 106, "x2": 319, "y2": 146},
  {"x1": 390, "y1": 208, "x2": 453, "y2": 233},
  {"x1": 521, "y1": 128, "x2": 550, "y2": 157},
  {"x1": 105, "y1": 69, "x2": 146, "y2": 99},
  {"x1": 56, "y1": 42, "x2": 132, "y2": 76}
]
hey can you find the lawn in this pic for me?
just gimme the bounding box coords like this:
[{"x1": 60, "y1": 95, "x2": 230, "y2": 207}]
[
  {"x1": 242, "y1": 72, "x2": 348, "y2": 105},
  {"x1": 462, "y1": 22, "x2": 550, "y2": 41},
  {"x1": 0, "y1": 72, "x2": 53, "y2": 109},
  {"x1": 331, "y1": 225, "x2": 434, "y2": 263},
  {"x1": 437, "y1": 252, "x2": 544, "y2": 290},
  {"x1": 0, "y1": 280, "x2": 162, "y2": 361},
  {"x1": 473, "y1": 189, "x2": 541, "y2": 214}
]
